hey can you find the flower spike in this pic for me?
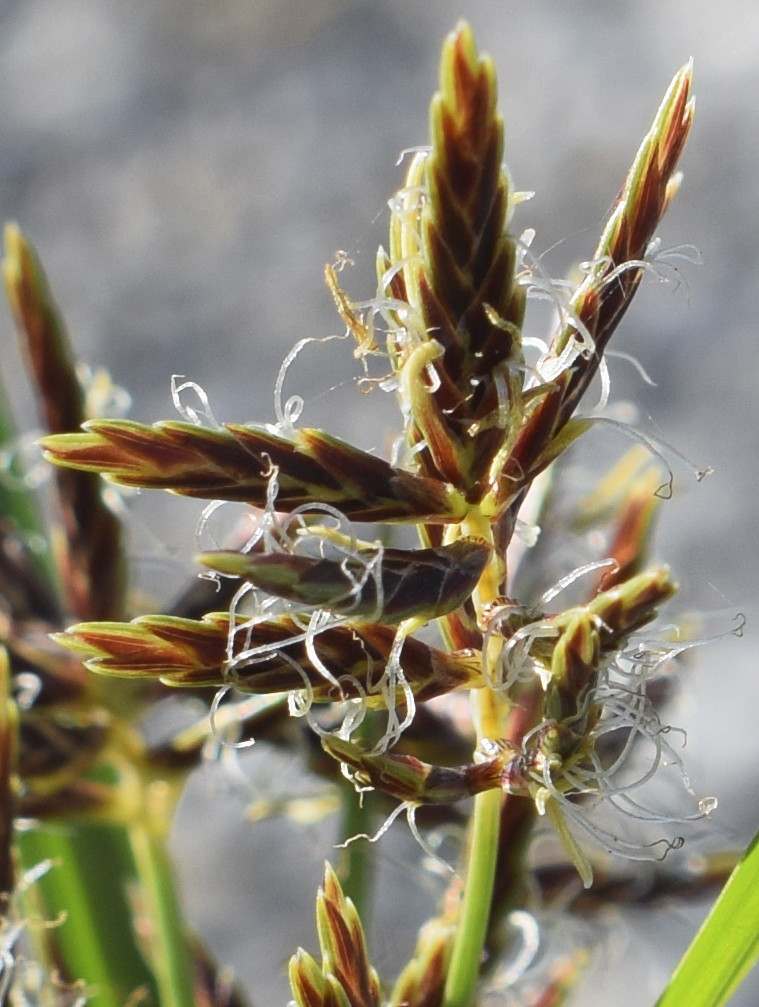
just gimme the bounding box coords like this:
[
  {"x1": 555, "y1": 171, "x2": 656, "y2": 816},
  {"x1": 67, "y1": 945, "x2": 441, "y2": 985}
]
[
  {"x1": 289, "y1": 864, "x2": 380, "y2": 1007},
  {"x1": 42, "y1": 420, "x2": 467, "y2": 524},
  {"x1": 322, "y1": 735, "x2": 525, "y2": 806},
  {"x1": 554, "y1": 59, "x2": 695, "y2": 424},
  {"x1": 497, "y1": 61, "x2": 695, "y2": 510},
  {"x1": 54, "y1": 612, "x2": 482, "y2": 702},
  {"x1": 384, "y1": 21, "x2": 525, "y2": 496},
  {"x1": 316, "y1": 864, "x2": 381, "y2": 1007},
  {"x1": 198, "y1": 539, "x2": 491, "y2": 626},
  {"x1": 3, "y1": 224, "x2": 125, "y2": 620},
  {"x1": 388, "y1": 917, "x2": 453, "y2": 1007}
]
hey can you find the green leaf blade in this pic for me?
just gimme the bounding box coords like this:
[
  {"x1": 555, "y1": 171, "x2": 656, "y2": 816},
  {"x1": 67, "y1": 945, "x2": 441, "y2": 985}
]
[
  {"x1": 656, "y1": 827, "x2": 759, "y2": 1007},
  {"x1": 17, "y1": 823, "x2": 159, "y2": 1007}
]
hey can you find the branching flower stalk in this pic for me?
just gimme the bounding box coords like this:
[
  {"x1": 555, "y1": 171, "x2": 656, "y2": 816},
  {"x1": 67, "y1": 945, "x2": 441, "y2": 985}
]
[{"x1": 0, "y1": 18, "x2": 726, "y2": 1007}]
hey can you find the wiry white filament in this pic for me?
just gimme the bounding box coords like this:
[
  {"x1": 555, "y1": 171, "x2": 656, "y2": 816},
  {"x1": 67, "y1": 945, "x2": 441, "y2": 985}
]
[
  {"x1": 303, "y1": 611, "x2": 343, "y2": 692},
  {"x1": 521, "y1": 335, "x2": 549, "y2": 355},
  {"x1": 407, "y1": 805, "x2": 455, "y2": 874},
  {"x1": 195, "y1": 499, "x2": 229, "y2": 553},
  {"x1": 380, "y1": 253, "x2": 419, "y2": 292},
  {"x1": 171, "y1": 375, "x2": 221, "y2": 428},
  {"x1": 334, "y1": 800, "x2": 409, "y2": 848},
  {"x1": 496, "y1": 911, "x2": 541, "y2": 987},
  {"x1": 215, "y1": 496, "x2": 404, "y2": 749},
  {"x1": 549, "y1": 791, "x2": 685, "y2": 863},
  {"x1": 594, "y1": 238, "x2": 702, "y2": 300},
  {"x1": 633, "y1": 621, "x2": 745, "y2": 681},
  {"x1": 369, "y1": 285, "x2": 429, "y2": 363},
  {"x1": 573, "y1": 414, "x2": 713, "y2": 494},
  {"x1": 335, "y1": 800, "x2": 456, "y2": 875},
  {"x1": 395, "y1": 145, "x2": 431, "y2": 166},
  {"x1": 371, "y1": 625, "x2": 416, "y2": 753},
  {"x1": 424, "y1": 361, "x2": 442, "y2": 393},
  {"x1": 606, "y1": 349, "x2": 657, "y2": 387},
  {"x1": 482, "y1": 614, "x2": 559, "y2": 693},
  {"x1": 540, "y1": 559, "x2": 619, "y2": 606},
  {"x1": 224, "y1": 582, "x2": 258, "y2": 664},
  {"x1": 515, "y1": 239, "x2": 596, "y2": 378},
  {"x1": 494, "y1": 368, "x2": 510, "y2": 429},
  {"x1": 273, "y1": 334, "x2": 345, "y2": 434},
  {"x1": 594, "y1": 355, "x2": 611, "y2": 413},
  {"x1": 209, "y1": 686, "x2": 256, "y2": 751}
]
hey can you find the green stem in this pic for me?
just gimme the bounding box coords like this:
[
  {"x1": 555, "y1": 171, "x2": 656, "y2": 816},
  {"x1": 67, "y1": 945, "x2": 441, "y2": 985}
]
[
  {"x1": 337, "y1": 779, "x2": 377, "y2": 928},
  {"x1": 128, "y1": 818, "x2": 195, "y2": 1007},
  {"x1": 486, "y1": 794, "x2": 536, "y2": 963},
  {"x1": 441, "y1": 518, "x2": 508, "y2": 1007},
  {"x1": 336, "y1": 710, "x2": 380, "y2": 927},
  {"x1": 442, "y1": 786, "x2": 502, "y2": 1007}
]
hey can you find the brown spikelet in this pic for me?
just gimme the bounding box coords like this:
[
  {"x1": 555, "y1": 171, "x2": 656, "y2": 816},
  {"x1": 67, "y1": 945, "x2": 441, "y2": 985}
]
[
  {"x1": 198, "y1": 539, "x2": 491, "y2": 626},
  {"x1": 388, "y1": 917, "x2": 453, "y2": 1007},
  {"x1": 187, "y1": 935, "x2": 251, "y2": 1007},
  {"x1": 0, "y1": 19, "x2": 710, "y2": 1007},
  {"x1": 316, "y1": 863, "x2": 381, "y2": 1007},
  {"x1": 386, "y1": 22, "x2": 524, "y2": 495},
  {"x1": 573, "y1": 446, "x2": 664, "y2": 590},
  {"x1": 498, "y1": 62, "x2": 694, "y2": 511},
  {"x1": 598, "y1": 490, "x2": 662, "y2": 591},
  {"x1": 41, "y1": 420, "x2": 467, "y2": 524},
  {"x1": 523, "y1": 568, "x2": 676, "y2": 683},
  {"x1": 289, "y1": 864, "x2": 381, "y2": 1007},
  {"x1": 54, "y1": 613, "x2": 482, "y2": 701},
  {"x1": 289, "y1": 948, "x2": 332, "y2": 1007},
  {"x1": 322, "y1": 735, "x2": 510, "y2": 806},
  {"x1": 3, "y1": 224, "x2": 125, "y2": 620},
  {"x1": 584, "y1": 566, "x2": 677, "y2": 643},
  {"x1": 553, "y1": 59, "x2": 695, "y2": 424}
]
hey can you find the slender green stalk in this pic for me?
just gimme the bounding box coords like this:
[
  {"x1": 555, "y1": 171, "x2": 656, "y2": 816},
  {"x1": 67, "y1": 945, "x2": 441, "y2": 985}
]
[
  {"x1": 128, "y1": 816, "x2": 195, "y2": 1007},
  {"x1": 337, "y1": 780, "x2": 377, "y2": 929},
  {"x1": 441, "y1": 518, "x2": 508, "y2": 1007},
  {"x1": 442, "y1": 786, "x2": 502, "y2": 1007},
  {"x1": 336, "y1": 711, "x2": 379, "y2": 925}
]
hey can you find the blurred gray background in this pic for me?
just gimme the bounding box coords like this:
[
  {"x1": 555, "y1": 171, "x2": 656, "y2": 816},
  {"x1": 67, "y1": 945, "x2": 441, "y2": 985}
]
[{"x1": 1, "y1": 1, "x2": 758, "y2": 1004}]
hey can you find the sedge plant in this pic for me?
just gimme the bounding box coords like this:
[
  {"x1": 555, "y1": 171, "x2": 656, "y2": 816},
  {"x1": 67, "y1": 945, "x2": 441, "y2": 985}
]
[{"x1": 0, "y1": 19, "x2": 752, "y2": 1007}]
